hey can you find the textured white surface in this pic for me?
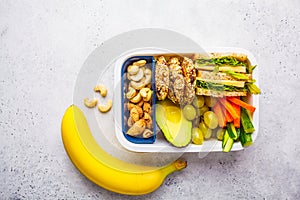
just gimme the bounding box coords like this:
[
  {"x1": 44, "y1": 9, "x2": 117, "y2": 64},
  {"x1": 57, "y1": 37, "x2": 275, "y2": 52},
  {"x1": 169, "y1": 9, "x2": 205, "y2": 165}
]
[{"x1": 1, "y1": 0, "x2": 300, "y2": 199}]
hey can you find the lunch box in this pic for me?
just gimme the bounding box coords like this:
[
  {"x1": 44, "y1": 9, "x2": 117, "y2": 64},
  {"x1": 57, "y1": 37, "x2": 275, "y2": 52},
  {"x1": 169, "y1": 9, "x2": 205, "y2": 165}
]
[{"x1": 113, "y1": 47, "x2": 259, "y2": 152}]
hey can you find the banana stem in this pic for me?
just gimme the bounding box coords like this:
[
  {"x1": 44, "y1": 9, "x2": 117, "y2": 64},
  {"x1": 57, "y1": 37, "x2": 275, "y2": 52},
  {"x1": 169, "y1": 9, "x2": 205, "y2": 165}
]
[
  {"x1": 161, "y1": 159, "x2": 187, "y2": 176},
  {"x1": 174, "y1": 160, "x2": 187, "y2": 170}
]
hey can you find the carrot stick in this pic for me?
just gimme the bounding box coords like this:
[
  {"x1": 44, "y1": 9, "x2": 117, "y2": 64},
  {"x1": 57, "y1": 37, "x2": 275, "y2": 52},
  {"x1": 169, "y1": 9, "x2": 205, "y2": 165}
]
[
  {"x1": 219, "y1": 98, "x2": 239, "y2": 120},
  {"x1": 225, "y1": 110, "x2": 233, "y2": 123},
  {"x1": 213, "y1": 102, "x2": 226, "y2": 128},
  {"x1": 219, "y1": 102, "x2": 227, "y2": 124},
  {"x1": 227, "y1": 97, "x2": 256, "y2": 113},
  {"x1": 218, "y1": 100, "x2": 233, "y2": 123},
  {"x1": 231, "y1": 100, "x2": 241, "y2": 128}
]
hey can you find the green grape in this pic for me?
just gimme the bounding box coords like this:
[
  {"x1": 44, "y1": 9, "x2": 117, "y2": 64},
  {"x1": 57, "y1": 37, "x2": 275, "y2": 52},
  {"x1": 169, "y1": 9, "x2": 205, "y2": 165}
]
[
  {"x1": 192, "y1": 96, "x2": 205, "y2": 108},
  {"x1": 199, "y1": 122, "x2": 212, "y2": 139},
  {"x1": 204, "y1": 96, "x2": 217, "y2": 107},
  {"x1": 216, "y1": 128, "x2": 225, "y2": 141},
  {"x1": 183, "y1": 104, "x2": 196, "y2": 121},
  {"x1": 199, "y1": 105, "x2": 209, "y2": 116},
  {"x1": 204, "y1": 128, "x2": 212, "y2": 139},
  {"x1": 191, "y1": 128, "x2": 204, "y2": 145},
  {"x1": 203, "y1": 111, "x2": 218, "y2": 129}
]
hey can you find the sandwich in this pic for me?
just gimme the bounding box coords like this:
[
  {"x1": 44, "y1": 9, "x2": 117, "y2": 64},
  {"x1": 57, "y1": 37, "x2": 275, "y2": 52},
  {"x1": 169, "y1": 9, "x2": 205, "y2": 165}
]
[{"x1": 193, "y1": 53, "x2": 260, "y2": 97}]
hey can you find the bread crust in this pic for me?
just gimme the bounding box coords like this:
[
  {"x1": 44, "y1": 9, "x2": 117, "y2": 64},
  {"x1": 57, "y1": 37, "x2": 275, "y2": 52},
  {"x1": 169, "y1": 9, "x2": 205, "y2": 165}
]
[
  {"x1": 195, "y1": 88, "x2": 247, "y2": 97},
  {"x1": 193, "y1": 52, "x2": 248, "y2": 62}
]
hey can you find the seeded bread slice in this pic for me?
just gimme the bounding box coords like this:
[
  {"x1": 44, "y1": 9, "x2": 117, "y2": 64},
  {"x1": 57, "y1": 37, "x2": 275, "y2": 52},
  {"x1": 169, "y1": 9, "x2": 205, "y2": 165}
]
[{"x1": 195, "y1": 88, "x2": 247, "y2": 97}]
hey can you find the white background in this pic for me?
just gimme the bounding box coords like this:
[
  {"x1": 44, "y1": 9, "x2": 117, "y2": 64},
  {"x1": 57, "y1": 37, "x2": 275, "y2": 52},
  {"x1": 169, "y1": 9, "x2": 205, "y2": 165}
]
[{"x1": 1, "y1": 0, "x2": 300, "y2": 199}]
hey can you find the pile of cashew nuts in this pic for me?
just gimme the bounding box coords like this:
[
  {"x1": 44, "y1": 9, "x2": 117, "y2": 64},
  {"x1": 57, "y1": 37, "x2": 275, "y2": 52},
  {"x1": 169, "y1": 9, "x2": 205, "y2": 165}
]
[
  {"x1": 125, "y1": 60, "x2": 154, "y2": 138},
  {"x1": 84, "y1": 84, "x2": 112, "y2": 113}
]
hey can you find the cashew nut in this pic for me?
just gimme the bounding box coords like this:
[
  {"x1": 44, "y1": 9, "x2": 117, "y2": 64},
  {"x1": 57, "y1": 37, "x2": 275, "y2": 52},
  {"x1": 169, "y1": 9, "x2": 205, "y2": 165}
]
[
  {"x1": 94, "y1": 84, "x2": 107, "y2": 97},
  {"x1": 129, "y1": 68, "x2": 144, "y2": 82},
  {"x1": 84, "y1": 98, "x2": 98, "y2": 108},
  {"x1": 143, "y1": 90, "x2": 152, "y2": 102},
  {"x1": 127, "y1": 65, "x2": 139, "y2": 75},
  {"x1": 128, "y1": 103, "x2": 143, "y2": 118},
  {"x1": 130, "y1": 93, "x2": 142, "y2": 103},
  {"x1": 127, "y1": 103, "x2": 135, "y2": 110},
  {"x1": 143, "y1": 102, "x2": 151, "y2": 113},
  {"x1": 130, "y1": 78, "x2": 146, "y2": 90},
  {"x1": 140, "y1": 88, "x2": 150, "y2": 98},
  {"x1": 127, "y1": 119, "x2": 146, "y2": 136},
  {"x1": 142, "y1": 129, "x2": 154, "y2": 138},
  {"x1": 136, "y1": 106, "x2": 143, "y2": 118},
  {"x1": 133, "y1": 60, "x2": 146, "y2": 67},
  {"x1": 145, "y1": 114, "x2": 153, "y2": 129},
  {"x1": 144, "y1": 112, "x2": 151, "y2": 120},
  {"x1": 98, "y1": 100, "x2": 112, "y2": 113},
  {"x1": 137, "y1": 99, "x2": 144, "y2": 107},
  {"x1": 130, "y1": 68, "x2": 152, "y2": 91},
  {"x1": 140, "y1": 67, "x2": 146, "y2": 73},
  {"x1": 127, "y1": 117, "x2": 134, "y2": 127},
  {"x1": 130, "y1": 107, "x2": 139, "y2": 122},
  {"x1": 126, "y1": 87, "x2": 137, "y2": 99}
]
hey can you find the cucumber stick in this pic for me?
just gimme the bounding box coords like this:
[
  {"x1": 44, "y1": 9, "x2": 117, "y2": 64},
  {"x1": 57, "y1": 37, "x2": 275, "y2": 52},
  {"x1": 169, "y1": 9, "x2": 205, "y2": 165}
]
[
  {"x1": 241, "y1": 108, "x2": 255, "y2": 133},
  {"x1": 222, "y1": 130, "x2": 234, "y2": 152},
  {"x1": 227, "y1": 123, "x2": 238, "y2": 140},
  {"x1": 222, "y1": 130, "x2": 229, "y2": 148},
  {"x1": 223, "y1": 137, "x2": 234, "y2": 152},
  {"x1": 240, "y1": 126, "x2": 253, "y2": 147}
]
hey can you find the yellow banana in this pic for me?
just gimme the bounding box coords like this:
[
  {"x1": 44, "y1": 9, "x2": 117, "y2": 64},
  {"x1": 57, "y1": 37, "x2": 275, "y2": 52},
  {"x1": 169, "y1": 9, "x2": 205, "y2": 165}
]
[{"x1": 61, "y1": 105, "x2": 187, "y2": 195}]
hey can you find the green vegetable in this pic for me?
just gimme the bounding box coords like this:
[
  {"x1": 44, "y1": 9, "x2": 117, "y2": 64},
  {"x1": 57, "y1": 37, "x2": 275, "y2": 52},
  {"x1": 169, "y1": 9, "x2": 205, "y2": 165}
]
[
  {"x1": 195, "y1": 57, "x2": 247, "y2": 67},
  {"x1": 213, "y1": 65, "x2": 219, "y2": 73},
  {"x1": 246, "y1": 82, "x2": 261, "y2": 94},
  {"x1": 222, "y1": 130, "x2": 229, "y2": 148},
  {"x1": 195, "y1": 79, "x2": 247, "y2": 92},
  {"x1": 240, "y1": 126, "x2": 253, "y2": 147},
  {"x1": 222, "y1": 130, "x2": 234, "y2": 152},
  {"x1": 236, "y1": 128, "x2": 241, "y2": 140},
  {"x1": 248, "y1": 65, "x2": 256, "y2": 74},
  {"x1": 224, "y1": 70, "x2": 249, "y2": 80},
  {"x1": 241, "y1": 108, "x2": 255, "y2": 133},
  {"x1": 226, "y1": 123, "x2": 238, "y2": 140},
  {"x1": 223, "y1": 137, "x2": 234, "y2": 152}
]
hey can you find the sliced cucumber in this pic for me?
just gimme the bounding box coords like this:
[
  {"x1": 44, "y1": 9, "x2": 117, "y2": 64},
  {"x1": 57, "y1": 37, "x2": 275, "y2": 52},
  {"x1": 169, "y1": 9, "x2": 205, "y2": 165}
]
[
  {"x1": 227, "y1": 123, "x2": 238, "y2": 140},
  {"x1": 241, "y1": 108, "x2": 255, "y2": 133},
  {"x1": 236, "y1": 128, "x2": 241, "y2": 140},
  {"x1": 240, "y1": 126, "x2": 253, "y2": 147},
  {"x1": 222, "y1": 130, "x2": 229, "y2": 148},
  {"x1": 223, "y1": 137, "x2": 234, "y2": 153}
]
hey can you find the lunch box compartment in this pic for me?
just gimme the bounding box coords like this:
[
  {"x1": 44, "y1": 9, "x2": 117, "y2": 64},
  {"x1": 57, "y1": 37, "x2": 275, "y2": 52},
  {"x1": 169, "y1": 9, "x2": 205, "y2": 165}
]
[{"x1": 121, "y1": 56, "x2": 156, "y2": 144}]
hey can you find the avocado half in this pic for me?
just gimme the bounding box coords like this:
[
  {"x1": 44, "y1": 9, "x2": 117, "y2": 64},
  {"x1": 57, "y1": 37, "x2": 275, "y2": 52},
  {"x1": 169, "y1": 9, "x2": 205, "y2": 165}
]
[{"x1": 156, "y1": 100, "x2": 192, "y2": 147}]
